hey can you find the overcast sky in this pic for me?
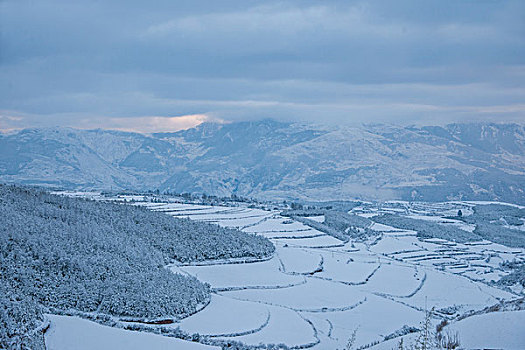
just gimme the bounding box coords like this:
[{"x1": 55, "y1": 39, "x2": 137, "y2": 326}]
[{"x1": 1, "y1": 0, "x2": 524, "y2": 132}]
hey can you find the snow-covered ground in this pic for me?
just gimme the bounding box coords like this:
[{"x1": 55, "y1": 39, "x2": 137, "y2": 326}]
[
  {"x1": 46, "y1": 197, "x2": 525, "y2": 349},
  {"x1": 442, "y1": 310, "x2": 525, "y2": 349},
  {"x1": 45, "y1": 314, "x2": 218, "y2": 350},
  {"x1": 369, "y1": 310, "x2": 525, "y2": 350}
]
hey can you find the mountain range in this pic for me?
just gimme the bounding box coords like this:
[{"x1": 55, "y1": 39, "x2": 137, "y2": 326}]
[{"x1": 1, "y1": 120, "x2": 524, "y2": 204}]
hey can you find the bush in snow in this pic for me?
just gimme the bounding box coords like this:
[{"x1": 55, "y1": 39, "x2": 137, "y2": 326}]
[{"x1": 0, "y1": 287, "x2": 46, "y2": 350}]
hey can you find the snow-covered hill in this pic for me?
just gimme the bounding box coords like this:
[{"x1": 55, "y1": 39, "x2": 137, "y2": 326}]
[{"x1": 1, "y1": 121, "x2": 524, "y2": 203}]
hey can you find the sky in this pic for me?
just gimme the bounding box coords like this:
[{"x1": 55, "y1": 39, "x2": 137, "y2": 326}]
[{"x1": 1, "y1": 0, "x2": 524, "y2": 132}]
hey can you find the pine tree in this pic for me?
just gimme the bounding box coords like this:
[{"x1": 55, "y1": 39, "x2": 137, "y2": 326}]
[{"x1": 414, "y1": 307, "x2": 437, "y2": 350}]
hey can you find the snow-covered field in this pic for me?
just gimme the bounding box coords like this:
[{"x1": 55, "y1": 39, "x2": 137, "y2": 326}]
[
  {"x1": 441, "y1": 310, "x2": 525, "y2": 349},
  {"x1": 45, "y1": 314, "x2": 217, "y2": 350},
  {"x1": 46, "y1": 197, "x2": 525, "y2": 349},
  {"x1": 369, "y1": 310, "x2": 525, "y2": 350}
]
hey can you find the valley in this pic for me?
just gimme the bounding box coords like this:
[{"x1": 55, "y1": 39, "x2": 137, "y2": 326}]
[{"x1": 43, "y1": 193, "x2": 525, "y2": 349}]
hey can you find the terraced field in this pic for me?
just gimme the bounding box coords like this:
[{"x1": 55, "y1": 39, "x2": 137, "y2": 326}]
[{"x1": 46, "y1": 198, "x2": 525, "y2": 349}]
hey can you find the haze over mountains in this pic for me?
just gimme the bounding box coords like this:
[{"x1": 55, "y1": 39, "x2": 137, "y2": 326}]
[{"x1": 1, "y1": 120, "x2": 524, "y2": 204}]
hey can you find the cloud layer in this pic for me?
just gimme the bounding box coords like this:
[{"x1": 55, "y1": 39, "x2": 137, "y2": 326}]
[{"x1": 1, "y1": 0, "x2": 524, "y2": 131}]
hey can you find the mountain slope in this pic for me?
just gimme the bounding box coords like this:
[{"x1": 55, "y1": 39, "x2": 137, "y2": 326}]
[{"x1": 1, "y1": 121, "x2": 524, "y2": 203}]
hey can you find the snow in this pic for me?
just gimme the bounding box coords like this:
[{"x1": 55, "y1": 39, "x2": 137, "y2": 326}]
[
  {"x1": 359, "y1": 212, "x2": 380, "y2": 218},
  {"x1": 405, "y1": 213, "x2": 477, "y2": 232},
  {"x1": 277, "y1": 247, "x2": 323, "y2": 274},
  {"x1": 364, "y1": 264, "x2": 425, "y2": 297},
  {"x1": 370, "y1": 235, "x2": 416, "y2": 255},
  {"x1": 244, "y1": 216, "x2": 313, "y2": 234},
  {"x1": 158, "y1": 205, "x2": 274, "y2": 229},
  {"x1": 177, "y1": 256, "x2": 303, "y2": 291},
  {"x1": 309, "y1": 294, "x2": 422, "y2": 349},
  {"x1": 177, "y1": 294, "x2": 269, "y2": 336},
  {"x1": 45, "y1": 314, "x2": 217, "y2": 350},
  {"x1": 368, "y1": 233, "x2": 525, "y2": 287},
  {"x1": 305, "y1": 215, "x2": 325, "y2": 223},
  {"x1": 464, "y1": 201, "x2": 525, "y2": 209},
  {"x1": 314, "y1": 251, "x2": 381, "y2": 284},
  {"x1": 368, "y1": 222, "x2": 418, "y2": 236},
  {"x1": 371, "y1": 311, "x2": 525, "y2": 350},
  {"x1": 402, "y1": 268, "x2": 515, "y2": 311},
  {"x1": 222, "y1": 277, "x2": 367, "y2": 312},
  {"x1": 262, "y1": 228, "x2": 325, "y2": 239},
  {"x1": 445, "y1": 311, "x2": 525, "y2": 349},
  {"x1": 148, "y1": 203, "x2": 215, "y2": 211},
  {"x1": 369, "y1": 222, "x2": 405, "y2": 232},
  {"x1": 217, "y1": 304, "x2": 317, "y2": 347},
  {"x1": 273, "y1": 235, "x2": 343, "y2": 248}
]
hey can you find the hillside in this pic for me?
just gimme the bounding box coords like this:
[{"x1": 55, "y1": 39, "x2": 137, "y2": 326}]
[
  {"x1": 0, "y1": 185, "x2": 274, "y2": 349},
  {"x1": 1, "y1": 121, "x2": 524, "y2": 204}
]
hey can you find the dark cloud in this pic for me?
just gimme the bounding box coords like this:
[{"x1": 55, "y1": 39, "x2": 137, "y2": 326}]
[{"x1": 1, "y1": 0, "x2": 524, "y2": 131}]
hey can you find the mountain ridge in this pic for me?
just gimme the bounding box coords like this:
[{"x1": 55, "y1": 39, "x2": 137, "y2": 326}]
[{"x1": 1, "y1": 120, "x2": 524, "y2": 203}]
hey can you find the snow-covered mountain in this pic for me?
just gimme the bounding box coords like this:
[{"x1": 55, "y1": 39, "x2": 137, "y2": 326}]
[{"x1": 1, "y1": 120, "x2": 524, "y2": 203}]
